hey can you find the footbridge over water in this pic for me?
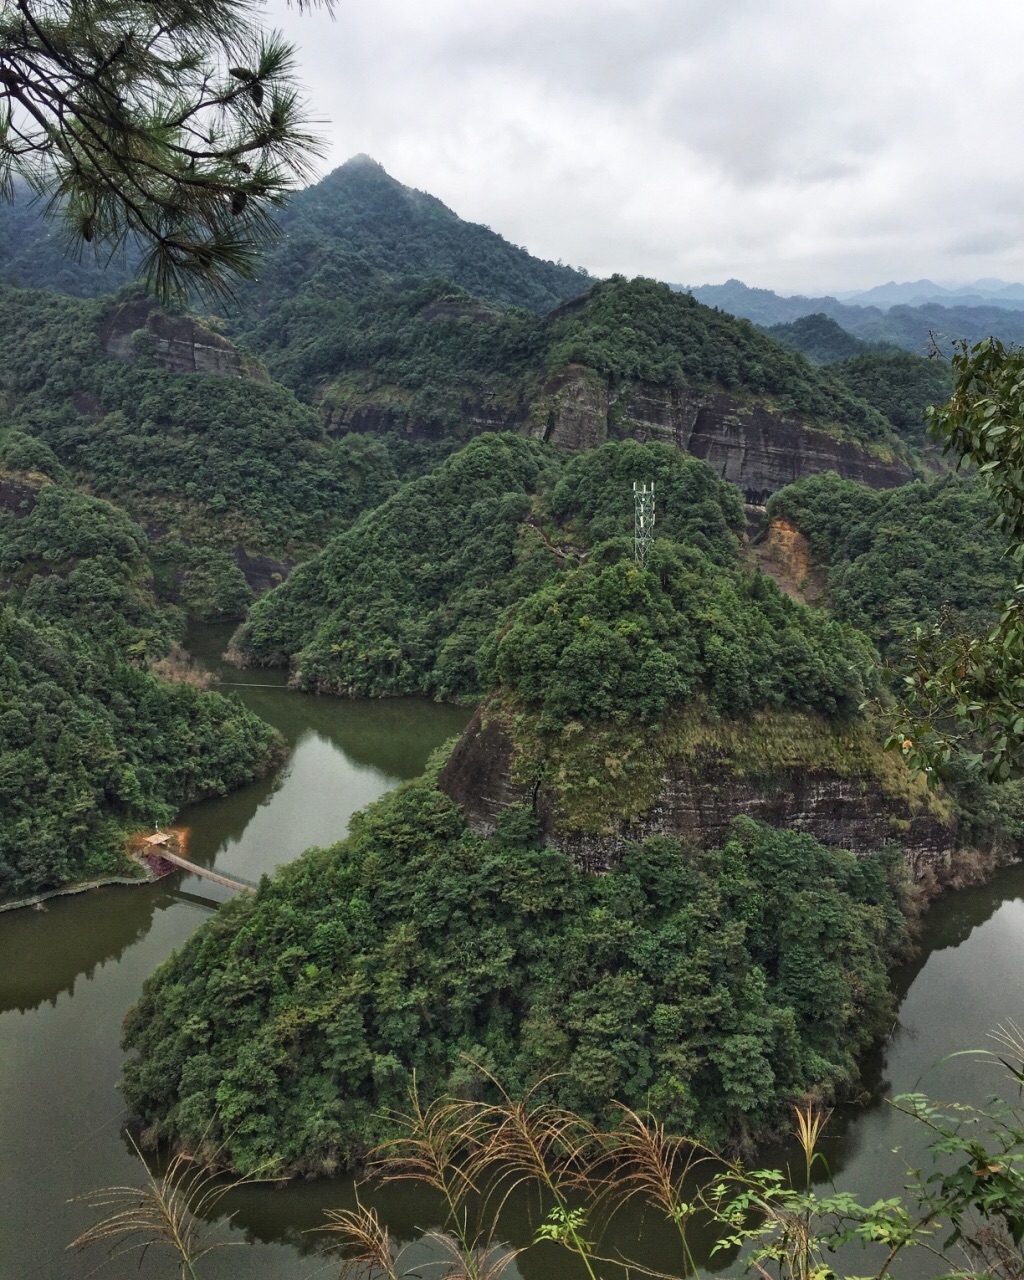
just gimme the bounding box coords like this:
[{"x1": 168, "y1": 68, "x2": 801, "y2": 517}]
[{"x1": 140, "y1": 834, "x2": 255, "y2": 895}]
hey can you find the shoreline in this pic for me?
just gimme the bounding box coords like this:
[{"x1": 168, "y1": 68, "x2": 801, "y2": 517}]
[
  {"x1": 1, "y1": 826, "x2": 192, "y2": 914},
  {"x1": 0, "y1": 871, "x2": 150, "y2": 914}
]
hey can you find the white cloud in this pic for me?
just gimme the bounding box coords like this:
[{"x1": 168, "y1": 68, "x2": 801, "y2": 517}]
[{"x1": 266, "y1": 0, "x2": 1024, "y2": 293}]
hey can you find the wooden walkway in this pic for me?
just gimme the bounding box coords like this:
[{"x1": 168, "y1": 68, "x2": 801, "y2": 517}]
[{"x1": 152, "y1": 850, "x2": 255, "y2": 894}]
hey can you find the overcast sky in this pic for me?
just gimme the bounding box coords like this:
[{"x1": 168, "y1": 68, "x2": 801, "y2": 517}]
[{"x1": 266, "y1": 0, "x2": 1024, "y2": 295}]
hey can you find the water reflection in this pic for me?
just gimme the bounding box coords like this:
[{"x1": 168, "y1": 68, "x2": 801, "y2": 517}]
[
  {"x1": 0, "y1": 885, "x2": 172, "y2": 1014},
  {"x1": 0, "y1": 629, "x2": 471, "y2": 1279}
]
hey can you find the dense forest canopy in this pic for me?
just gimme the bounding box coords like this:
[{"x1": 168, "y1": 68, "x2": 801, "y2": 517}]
[
  {"x1": 485, "y1": 544, "x2": 874, "y2": 731},
  {"x1": 765, "y1": 313, "x2": 881, "y2": 364},
  {"x1": 766, "y1": 471, "x2": 1014, "y2": 656},
  {"x1": 0, "y1": 286, "x2": 423, "y2": 556},
  {"x1": 6, "y1": 147, "x2": 1023, "y2": 1195},
  {"x1": 121, "y1": 775, "x2": 907, "y2": 1175},
  {"x1": 0, "y1": 463, "x2": 282, "y2": 901},
  {"x1": 0, "y1": 605, "x2": 281, "y2": 901},
  {"x1": 233, "y1": 436, "x2": 752, "y2": 699},
  {"x1": 829, "y1": 350, "x2": 953, "y2": 449},
  {"x1": 246, "y1": 155, "x2": 593, "y2": 316},
  {"x1": 247, "y1": 271, "x2": 909, "y2": 459}
]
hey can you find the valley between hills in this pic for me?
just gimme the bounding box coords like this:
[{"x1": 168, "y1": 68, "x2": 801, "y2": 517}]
[{"x1": 5, "y1": 155, "x2": 1024, "y2": 1276}]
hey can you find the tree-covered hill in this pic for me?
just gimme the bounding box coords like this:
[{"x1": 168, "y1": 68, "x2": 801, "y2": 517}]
[
  {"x1": 243, "y1": 155, "x2": 592, "y2": 317},
  {"x1": 0, "y1": 156, "x2": 591, "y2": 317},
  {"x1": 765, "y1": 471, "x2": 1014, "y2": 660},
  {"x1": 0, "y1": 462, "x2": 283, "y2": 902},
  {"x1": 0, "y1": 183, "x2": 142, "y2": 297},
  {"x1": 232, "y1": 436, "x2": 749, "y2": 699},
  {"x1": 545, "y1": 279, "x2": 896, "y2": 443},
  {"x1": 828, "y1": 350, "x2": 953, "y2": 449},
  {"x1": 121, "y1": 772, "x2": 907, "y2": 1174},
  {"x1": 765, "y1": 313, "x2": 881, "y2": 364},
  {"x1": 269, "y1": 274, "x2": 907, "y2": 466},
  {"x1": 0, "y1": 606, "x2": 282, "y2": 902},
  {"x1": 0, "y1": 285, "x2": 416, "y2": 558}
]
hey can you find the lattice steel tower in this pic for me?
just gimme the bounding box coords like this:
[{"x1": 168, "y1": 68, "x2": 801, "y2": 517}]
[{"x1": 634, "y1": 480, "x2": 655, "y2": 567}]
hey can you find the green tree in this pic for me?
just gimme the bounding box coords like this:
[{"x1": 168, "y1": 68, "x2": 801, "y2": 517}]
[
  {"x1": 1, "y1": 0, "x2": 328, "y2": 298},
  {"x1": 894, "y1": 338, "x2": 1024, "y2": 780}
]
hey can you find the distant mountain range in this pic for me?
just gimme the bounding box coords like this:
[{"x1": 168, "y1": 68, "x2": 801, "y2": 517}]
[
  {"x1": 679, "y1": 279, "x2": 1024, "y2": 355},
  {"x1": 836, "y1": 278, "x2": 1024, "y2": 309}
]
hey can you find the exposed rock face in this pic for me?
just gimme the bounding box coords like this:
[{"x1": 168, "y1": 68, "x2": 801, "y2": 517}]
[
  {"x1": 100, "y1": 299, "x2": 269, "y2": 381},
  {"x1": 321, "y1": 389, "x2": 524, "y2": 440},
  {"x1": 533, "y1": 367, "x2": 913, "y2": 501},
  {"x1": 438, "y1": 708, "x2": 956, "y2": 882},
  {"x1": 230, "y1": 547, "x2": 294, "y2": 594},
  {"x1": 0, "y1": 472, "x2": 45, "y2": 517},
  {"x1": 755, "y1": 517, "x2": 826, "y2": 605},
  {"x1": 324, "y1": 363, "x2": 912, "y2": 501}
]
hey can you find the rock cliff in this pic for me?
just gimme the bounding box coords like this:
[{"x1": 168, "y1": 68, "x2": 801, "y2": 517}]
[
  {"x1": 438, "y1": 705, "x2": 956, "y2": 882},
  {"x1": 100, "y1": 299, "x2": 269, "y2": 381},
  {"x1": 322, "y1": 363, "x2": 912, "y2": 502},
  {"x1": 533, "y1": 367, "x2": 913, "y2": 501},
  {"x1": 0, "y1": 471, "x2": 45, "y2": 517}
]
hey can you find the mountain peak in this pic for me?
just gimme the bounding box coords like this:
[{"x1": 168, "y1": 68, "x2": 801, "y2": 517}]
[{"x1": 338, "y1": 153, "x2": 386, "y2": 172}]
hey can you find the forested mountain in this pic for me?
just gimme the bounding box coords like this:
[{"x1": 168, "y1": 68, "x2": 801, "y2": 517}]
[
  {"x1": 232, "y1": 435, "x2": 864, "y2": 705},
  {"x1": 238, "y1": 155, "x2": 592, "y2": 320},
  {"x1": 124, "y1": 438, "x2": 914, "y2": 1174},
  {"x1": 766, "y1": 472, "x2": 1013, "y2": 655},
  {"x1": 829, "y1": 350, "x2": 952, "y2": 449},
  {"x1": 7, "y1": 147, "x2": 1022, "y2": 1188},
  {"x1": 122, "y1": 781, "x2": 907, "y2": 1173},
  {"x1": 0, "y1": 286, "x2": 423, "y2": 562},
  {"x1": 0, "y1": 183, "x2": 141, "y2": 297},
  {"x1": 0, "y1": 157, "x2": 591, "y2": 317},
  {"x1": 268, "y1": 273, "x2": 908, "y2": 483}
]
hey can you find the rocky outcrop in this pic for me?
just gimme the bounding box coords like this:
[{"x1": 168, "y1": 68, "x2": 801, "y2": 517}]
[
  {"x1": 231, "y1": 547, "x2": 294, "y2": 594},
  {"x1": 438, "y1": 708, "x2": 956, "y2": 882},
  {"x1": 0, "y1": 471, "x2": 45, "y2": 517},
  {"x1": 754, "y1": 517, "x2": 826, "y2": 604},
  {"x1": 100, "y1": 299, "x2": 269, "y2": 381},
  {"x1": 323, "y1": 363, "x2": 912, "y2": 501},
  {"x1": 532, "y1": 367, "x2": 913, "y2": 501},
  {"x1": 320, "y1": 386, "x2": 525, "y2": 440}
]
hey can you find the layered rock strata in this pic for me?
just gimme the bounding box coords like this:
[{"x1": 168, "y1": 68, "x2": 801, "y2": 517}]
[
  {"x1": 534, "y1": 368, "x2": 913, "y2": 501},
  {"x1": 323, "y1": 363, "x2": 912, "y2": 502},
  {"x1": 438, "y1": 708, "x2": 955, "y2": 882},
  {"x1": 100, "y1": 299, "x2": 269, "y2": 381}
]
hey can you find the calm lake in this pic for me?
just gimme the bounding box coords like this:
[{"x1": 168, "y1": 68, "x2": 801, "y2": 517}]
[{"x1": 2, "y1": 625, "x2": 1023, "y2": 1278}]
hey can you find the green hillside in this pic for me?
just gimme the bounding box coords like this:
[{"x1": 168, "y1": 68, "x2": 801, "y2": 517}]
[
  {"x1": 766, "y1": 313, "x2": 880, "y2": 363},
  {"x1": 0, "y1": 285, "x2": 408, "y2": 557},
  {"x1": 829, "y1": 350, "x2": 953, "y2": 448},
  {"x1": 0, "y1": 466, "x2": 282, "y2": 901},
  {"x1": 233, "y1": 436, "x2": 750, "y2": 699},
  {"x1": 766, "y1": 471, "x2": 1013, "y2": 657},
  {"x1": 281, "y1": 275, "x2": 906, "y2": 456},
  {"x1": 249, "y1": 155, "x2": 592, "y2": 315},
  {"x1": 121, "y1": 773, "x2": 906, "y2": 1174}
]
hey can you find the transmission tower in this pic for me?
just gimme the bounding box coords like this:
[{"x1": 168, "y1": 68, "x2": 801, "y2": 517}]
[{"x1": 634, "y1": 480, "x2": 655, "y2": 567}]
